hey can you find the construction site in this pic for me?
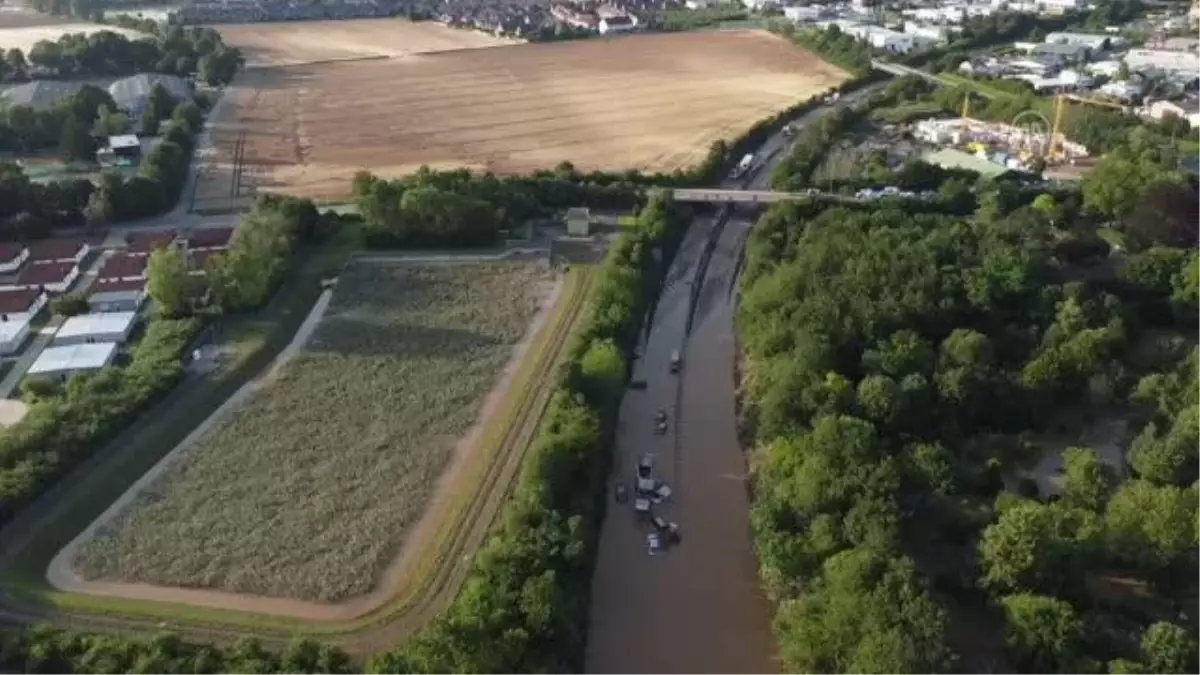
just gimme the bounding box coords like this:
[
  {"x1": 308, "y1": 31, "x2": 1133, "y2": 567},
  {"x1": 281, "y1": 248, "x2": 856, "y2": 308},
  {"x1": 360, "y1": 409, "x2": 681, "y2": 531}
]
[{"x1": 912, "y1": 94, "x2": 1125, "y2": 174}]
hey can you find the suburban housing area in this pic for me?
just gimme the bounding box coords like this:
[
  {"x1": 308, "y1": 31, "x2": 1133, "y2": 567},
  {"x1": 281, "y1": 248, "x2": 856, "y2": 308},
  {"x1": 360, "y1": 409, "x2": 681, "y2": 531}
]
[{"x1": 0, "y1": 0, "x2": 1195, "y2": 672}]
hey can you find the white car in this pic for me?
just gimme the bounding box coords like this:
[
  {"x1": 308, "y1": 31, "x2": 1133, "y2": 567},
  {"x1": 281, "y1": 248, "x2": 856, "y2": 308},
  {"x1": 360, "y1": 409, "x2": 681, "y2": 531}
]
[
  {"x1": 647, "y1": 532, "x2": 661, "y2": 555},
  {"x1": 634, "y1": 498, "x2": 651, "y2": 514}
]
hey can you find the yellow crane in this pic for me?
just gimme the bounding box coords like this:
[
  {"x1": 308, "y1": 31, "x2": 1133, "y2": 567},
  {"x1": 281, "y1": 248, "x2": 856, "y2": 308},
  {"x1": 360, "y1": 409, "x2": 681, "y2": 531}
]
[{"x1": 1048, "y1": 93, "x2": 1129, "y2": 161}]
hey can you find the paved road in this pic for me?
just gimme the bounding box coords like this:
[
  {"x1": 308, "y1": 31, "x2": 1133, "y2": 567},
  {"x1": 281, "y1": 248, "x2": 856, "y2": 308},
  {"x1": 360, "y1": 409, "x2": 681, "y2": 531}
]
[{"x1": 586, "y1": 79, "x2": 890, "y2": 673}]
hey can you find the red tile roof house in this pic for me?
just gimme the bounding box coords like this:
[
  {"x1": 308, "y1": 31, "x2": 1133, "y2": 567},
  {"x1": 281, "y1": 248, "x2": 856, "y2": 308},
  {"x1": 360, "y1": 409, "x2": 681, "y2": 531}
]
[
  {"x1": 0, "y1": 287, "x2": 48, "y2": 321},
  {"x1": 185, "y1": 227, "x2": 234, "y2": 252},
  {"x1": 97, "y1": 253, "x2": 148, "y2": 282},
  {"x1": 26, "y1": 238, "x2": 90, "y2": 266},
  {"x1": 0, "y1": 243, "x2": 29, "y2": 275},
  {"x1": 8, "y1": 261, "x2": 80, "y2": 294},
  {"x1": 125, "y1": 230, "x2": 179, "y2": 257}
]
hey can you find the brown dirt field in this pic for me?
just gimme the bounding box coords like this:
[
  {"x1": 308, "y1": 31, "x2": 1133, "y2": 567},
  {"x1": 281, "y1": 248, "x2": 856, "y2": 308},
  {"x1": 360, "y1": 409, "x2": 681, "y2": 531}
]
[
  {"x1": 213, "y1": 18, "x2": 516, "y2": 68},
  {"x1": 0, "y1": 6, "x2": 69, "y2": 29},
  {"x1": 0, "y1": 7, "x2": 144, "y2": 51},
  {"x1": 201, "y1": 29, "x2": 848, "y2": 201}
]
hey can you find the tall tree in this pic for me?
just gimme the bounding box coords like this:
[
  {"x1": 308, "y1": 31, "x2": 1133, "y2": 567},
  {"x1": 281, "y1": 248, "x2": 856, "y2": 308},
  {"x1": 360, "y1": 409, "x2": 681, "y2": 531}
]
[{"x1": 146, "y1": 247, "x2": 191, "y2": 317}]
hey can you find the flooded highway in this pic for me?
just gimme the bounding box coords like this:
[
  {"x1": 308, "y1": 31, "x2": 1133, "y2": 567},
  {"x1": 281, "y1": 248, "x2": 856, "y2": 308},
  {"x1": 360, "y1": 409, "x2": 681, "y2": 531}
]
[{"x1": 584, "y1": 211, "x2": 776, "y2": 674}]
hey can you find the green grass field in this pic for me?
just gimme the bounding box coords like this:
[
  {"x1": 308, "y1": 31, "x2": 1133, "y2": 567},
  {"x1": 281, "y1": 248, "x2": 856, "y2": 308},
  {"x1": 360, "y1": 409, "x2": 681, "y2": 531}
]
[{"x1": 75, "y1": 262, "x2": 553, "y2": 602}]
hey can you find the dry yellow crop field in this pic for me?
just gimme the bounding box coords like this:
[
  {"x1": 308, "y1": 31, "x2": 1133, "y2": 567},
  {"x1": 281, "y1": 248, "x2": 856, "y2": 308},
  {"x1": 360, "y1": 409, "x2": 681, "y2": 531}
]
[
  {"x1": 201, "y1": 29, "x2": 848, "y2": 201},
  {"x1": 213, "y1": 18, "x2": 517, "y2": 68},
  {"x1": 0, "y1": 19, "x2": 143, "y2": 52}
]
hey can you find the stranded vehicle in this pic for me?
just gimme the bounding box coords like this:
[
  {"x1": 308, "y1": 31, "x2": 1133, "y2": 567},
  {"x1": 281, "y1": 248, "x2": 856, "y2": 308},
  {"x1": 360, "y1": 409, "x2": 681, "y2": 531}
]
[
  {"x1": 614, "y1": 482, "x2": 628, "y2": 503},
  {"x1": 647, "y1": 532, "x2": 661, "y2": 555}
]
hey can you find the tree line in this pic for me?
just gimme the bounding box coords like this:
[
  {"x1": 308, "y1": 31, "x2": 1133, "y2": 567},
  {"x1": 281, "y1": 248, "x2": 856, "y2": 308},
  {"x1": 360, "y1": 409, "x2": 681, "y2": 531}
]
[
  {"x1": 739, "y1": 125, "x2": 1196, "y2": 671},
  {"x1": 368, "y1": 191, "x2": 690, "y2": 673},
  {"x1": 1, "y1": 86, "x2": 212, "y2": 233},
  {"x1": 0, "y1": 24, "x2": 241, "y2": 85}
]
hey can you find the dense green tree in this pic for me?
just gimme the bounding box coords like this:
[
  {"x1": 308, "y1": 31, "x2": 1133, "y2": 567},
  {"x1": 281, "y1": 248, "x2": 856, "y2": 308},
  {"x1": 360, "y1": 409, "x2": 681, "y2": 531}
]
[
  {"x1": 1060, "y1": 447, "x2": 1117, "y2": 512},
  {"x1": 1001, "y1": 593, "x2": 1086, "y2": 673},
  {"x1": 979, "y1": 501, "x2": 1100, "y2": 594},
  {"x1": 146, "y1": 247, "x2": 191, "y2": 317},
  {"x1": 1104, "y1": 481, "x2": 1198, "y2": 586}
]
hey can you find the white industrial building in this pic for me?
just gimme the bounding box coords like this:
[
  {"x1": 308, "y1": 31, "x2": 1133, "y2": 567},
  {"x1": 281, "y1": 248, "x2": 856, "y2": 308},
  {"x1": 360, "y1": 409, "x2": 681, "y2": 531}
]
[
  {"x1": 904, "y1": 22, "x2": 951, "y2": 43},
  {"x1": 52, "y1": 311, "x2": 139, "y2": 346},
  {"x1": 27, "y1": 342, "x2": 119, "y2": 379},
  {"x1": 1144, "y1": 99, "x2": 1200, "y2": 128},
  {"x1": 1124, "y1": 49, "x2": 1200, "y2": 75},
  {"x1": 597, "y1": 14, "x2": 637, "y2": 33},
  {"x1": 823, "y1": 21, "x2": 926, "y2": 53},
  {"x1": 1044, "y1": 32, "x2": 1121, "y2": 50},
  {"x1": 0, "y1": 318, "x2": 30, "y2": 355},
  {"x1": 784, "y1": 5, "x2": 827, "y2": 21}
]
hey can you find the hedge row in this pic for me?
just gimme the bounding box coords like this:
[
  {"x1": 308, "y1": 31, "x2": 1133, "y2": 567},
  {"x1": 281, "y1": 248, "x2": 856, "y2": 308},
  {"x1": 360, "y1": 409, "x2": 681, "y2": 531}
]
[
  {"x1": 0, "y1": 316, "x2": 200, "y2": 526},
  {"x1": 367, "y1": 190, "x2": 689, "y2": 673}
]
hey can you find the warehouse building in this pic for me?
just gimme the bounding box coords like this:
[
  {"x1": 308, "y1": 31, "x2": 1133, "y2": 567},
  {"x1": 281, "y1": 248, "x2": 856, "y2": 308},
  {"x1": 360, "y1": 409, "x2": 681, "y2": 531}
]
[
  {"x1": 0, "y1": 288, "x2": 48, "y2": 322},
  {"x1": 0, "y1": 80, "x2": 85, "y2": 112},
  {"x1": 108, "y1": 74, "x2": 193, "y2": 121},
  {"x1": 52, "y1": 311, "x2": 139, "y2": 346},
  {"x1": 89, "y1": 287, "x2": 147, "y2": 313},
  {"x1": 10, "y1": 262, "x2": 79, "y2": 294},
  {"x1": 0, "y1": 243, "x2": 28, "y2": 275},
  {"x1": 27, "y1": 342, "x2": 119, "y2": 380},
  {"x1": 126, "y1": 229, "x2": 178, "y2": 256},
  {"x1": 26, "y1": 238, "x2": 90, "y2": 265},
  {"x1": 98, "y1": 253, "x2": 148, "y2": 282}
]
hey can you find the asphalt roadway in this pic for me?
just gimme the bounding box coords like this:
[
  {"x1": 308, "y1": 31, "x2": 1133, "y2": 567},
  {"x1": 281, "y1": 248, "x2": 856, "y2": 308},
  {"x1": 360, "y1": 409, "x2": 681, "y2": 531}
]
[{"x1": 584, "y1": 81, "x2": 889, "y2": 673}]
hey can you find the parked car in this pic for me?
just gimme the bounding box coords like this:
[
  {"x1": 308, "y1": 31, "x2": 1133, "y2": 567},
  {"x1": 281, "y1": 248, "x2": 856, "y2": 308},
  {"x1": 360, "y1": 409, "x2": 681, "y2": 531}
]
[
  {"x1": 614, "y1": 482, "x2": 628, "y2": 503},
  {"x1": 637, "y1": 454, "x2": 653, "y2": 479},
  {"x1": 647, "y1": 532, "x2": 661, "y2": 555},
  {"x1": 634, "y1": 497, "x2": 651, "y2": 516}
]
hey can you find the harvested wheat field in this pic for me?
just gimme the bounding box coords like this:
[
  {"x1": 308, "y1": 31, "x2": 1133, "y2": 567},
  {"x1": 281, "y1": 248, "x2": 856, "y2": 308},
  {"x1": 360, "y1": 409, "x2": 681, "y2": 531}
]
[
  {"x1": 203, "y1": 29, "x2": 848, "y2": 201},
  {"x1": 74, "y1": 262, "x2": 554, "y2": 603},
  {"x1": 0, "y1": 9, "x2": 143, "y2": 52},
  {"x1": 215, "y1": 18, "x2": 517, "y2": 68}
]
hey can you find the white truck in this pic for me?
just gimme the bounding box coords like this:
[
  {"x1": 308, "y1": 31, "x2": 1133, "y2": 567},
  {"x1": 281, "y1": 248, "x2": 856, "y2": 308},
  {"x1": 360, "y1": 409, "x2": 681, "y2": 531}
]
[{"x1": 729, "y1": 153, "x2": 755, "y2": 179}]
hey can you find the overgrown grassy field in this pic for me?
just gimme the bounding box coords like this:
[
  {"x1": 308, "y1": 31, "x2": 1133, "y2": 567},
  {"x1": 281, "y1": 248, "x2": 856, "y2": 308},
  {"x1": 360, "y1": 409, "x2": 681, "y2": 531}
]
[{"x1": 75, "y1": 262, "x2": 552, "y2": 602}]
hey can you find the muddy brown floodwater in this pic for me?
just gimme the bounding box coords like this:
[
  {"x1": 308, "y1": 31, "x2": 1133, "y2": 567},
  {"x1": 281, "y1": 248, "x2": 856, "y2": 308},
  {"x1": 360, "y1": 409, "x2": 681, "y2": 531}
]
[{"x1": 585, "y1": 215, "x2": 777, "y2": 674}]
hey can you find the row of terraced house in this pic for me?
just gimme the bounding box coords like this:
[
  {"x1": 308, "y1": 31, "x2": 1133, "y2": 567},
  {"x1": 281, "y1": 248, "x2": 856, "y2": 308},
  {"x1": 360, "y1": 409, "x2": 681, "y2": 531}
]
[{"x1": 0, "y1": 229, "x2": 232, "y2": 375}]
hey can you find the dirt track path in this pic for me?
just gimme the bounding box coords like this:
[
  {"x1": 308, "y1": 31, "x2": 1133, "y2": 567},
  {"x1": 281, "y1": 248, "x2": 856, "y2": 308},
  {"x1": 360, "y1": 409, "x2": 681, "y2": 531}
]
[{"x1": 45, "y1": 269, "x2": 566, "y2": 622}]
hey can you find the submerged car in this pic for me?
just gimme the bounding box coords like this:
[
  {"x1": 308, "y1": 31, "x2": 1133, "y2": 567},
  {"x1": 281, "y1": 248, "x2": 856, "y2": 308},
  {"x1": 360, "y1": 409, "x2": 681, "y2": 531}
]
[
  {"x1": 647, "y1": 532, "x2": 661, "y2": 555},
  {"x1": 614, "y1": 482, "x2": 628, "y2": 503}
]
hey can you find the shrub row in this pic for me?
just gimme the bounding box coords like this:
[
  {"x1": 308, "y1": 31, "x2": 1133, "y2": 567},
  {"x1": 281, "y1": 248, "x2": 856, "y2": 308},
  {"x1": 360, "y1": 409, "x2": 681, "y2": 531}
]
[
  {"x1": 367, "y1": 190, "x2": 690, "y2": 673},
  {"x1": 0, "y1": 315, "x2": 200, "y2": 526}
]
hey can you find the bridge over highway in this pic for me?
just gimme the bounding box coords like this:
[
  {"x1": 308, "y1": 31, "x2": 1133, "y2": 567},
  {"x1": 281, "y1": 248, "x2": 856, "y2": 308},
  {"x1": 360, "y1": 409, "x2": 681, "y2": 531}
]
[{"x1": 668, "y1": 188, "x2": 819, "y2": 203}]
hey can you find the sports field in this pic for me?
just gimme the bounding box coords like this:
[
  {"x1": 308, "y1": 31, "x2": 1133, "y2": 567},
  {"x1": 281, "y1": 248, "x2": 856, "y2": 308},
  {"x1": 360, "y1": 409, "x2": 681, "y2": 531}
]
[
  {"x1": 200, "y1": 28, "x2": 848, "y2": 201},
  {"x1": 69, "y1": 262, "x2": 561, "y2": 611}
]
